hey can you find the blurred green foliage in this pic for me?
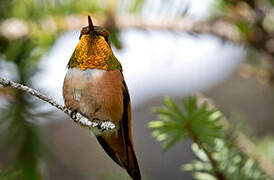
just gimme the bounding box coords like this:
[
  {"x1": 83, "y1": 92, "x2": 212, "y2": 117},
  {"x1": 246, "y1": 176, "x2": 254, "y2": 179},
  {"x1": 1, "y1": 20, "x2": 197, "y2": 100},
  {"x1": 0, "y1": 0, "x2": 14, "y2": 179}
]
[
  {"x1": 150, "y1": 96, "x2": 270, "y2": 180},
  {"x1": 211, "y1": 0, "x2": 274, "y2": 83},
  {"x1": 253, "y1": 137, "x2": 274, "y2": 164},
  {"x1": 184, "y1": 141, "x2": 269, "y2": 180},
  {"x1": 0, "y1": 168, "x2": 21, "y2": 180}
]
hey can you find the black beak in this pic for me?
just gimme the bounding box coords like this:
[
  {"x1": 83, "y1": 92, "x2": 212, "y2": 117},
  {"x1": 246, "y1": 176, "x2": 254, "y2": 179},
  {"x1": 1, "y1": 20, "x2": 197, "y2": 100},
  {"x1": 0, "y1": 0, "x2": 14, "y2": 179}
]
[{"x1": 88, "y1": 16, "x2": 94, "y2": 32}]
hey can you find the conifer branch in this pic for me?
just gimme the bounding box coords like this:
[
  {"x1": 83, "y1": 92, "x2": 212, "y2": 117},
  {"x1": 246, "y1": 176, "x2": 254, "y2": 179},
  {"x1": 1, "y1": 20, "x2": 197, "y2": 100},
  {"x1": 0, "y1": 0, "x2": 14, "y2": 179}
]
[
  {"x1": 196, "y1": 95, "x2": 274, "y2": 178},
  {"x1": 0, "y1": 77, "x2": 116, "y2": 131},
  {"x1": 183, "y1": 121, "x2": 226, "y2": 180},
  {"x1": 150, "y1": 96, "x2": 271, "y2": 179}
]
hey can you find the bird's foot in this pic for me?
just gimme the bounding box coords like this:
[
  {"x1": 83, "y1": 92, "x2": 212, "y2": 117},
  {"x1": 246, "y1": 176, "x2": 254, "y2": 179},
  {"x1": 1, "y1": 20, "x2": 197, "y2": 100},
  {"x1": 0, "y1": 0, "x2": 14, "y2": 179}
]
[{"x1": 70, "y1": 110, "x2": 78, "y2": 122}]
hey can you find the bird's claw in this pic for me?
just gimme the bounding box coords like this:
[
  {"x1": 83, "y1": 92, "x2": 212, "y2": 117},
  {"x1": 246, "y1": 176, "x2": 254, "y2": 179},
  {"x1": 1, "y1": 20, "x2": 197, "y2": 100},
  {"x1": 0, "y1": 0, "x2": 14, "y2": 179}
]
[{"x1": 70, "y1": 110, "x2": 78, "y2": 122}]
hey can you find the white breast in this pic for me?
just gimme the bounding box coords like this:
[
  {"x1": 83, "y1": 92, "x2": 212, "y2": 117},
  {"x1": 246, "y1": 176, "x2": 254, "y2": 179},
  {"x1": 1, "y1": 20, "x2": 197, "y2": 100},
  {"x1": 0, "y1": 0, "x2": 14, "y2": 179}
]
[
  {"x1": 64, "y1": 67, "x2": 106, "y2": 111},
  {"x1": 66, "y1": 68, "x2": 106, "y2": 81}
]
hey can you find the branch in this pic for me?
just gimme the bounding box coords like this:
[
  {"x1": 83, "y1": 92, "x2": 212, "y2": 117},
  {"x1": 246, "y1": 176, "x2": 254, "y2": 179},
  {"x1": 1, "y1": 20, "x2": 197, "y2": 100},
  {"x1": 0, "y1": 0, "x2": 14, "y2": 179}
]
[
  {"x1": 196, "y1": 94, "x2": 274, "y2": 178},
  {"x1": 183, "y1": 121, "x2": 226, "y2": 180},
  {"x1": 0, "y1": 77, "x2": 115, "y2": 132},
  {"x1": 0, "y1": 15, "x2": 243, "y2": 44}
]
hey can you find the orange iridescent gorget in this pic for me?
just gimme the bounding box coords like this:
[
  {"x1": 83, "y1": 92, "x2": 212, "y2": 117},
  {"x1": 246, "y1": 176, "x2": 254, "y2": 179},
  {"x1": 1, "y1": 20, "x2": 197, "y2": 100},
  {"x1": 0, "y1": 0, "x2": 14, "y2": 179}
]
[{"x1": 68, "y1": 34, "x2": 122, "y2": 71}]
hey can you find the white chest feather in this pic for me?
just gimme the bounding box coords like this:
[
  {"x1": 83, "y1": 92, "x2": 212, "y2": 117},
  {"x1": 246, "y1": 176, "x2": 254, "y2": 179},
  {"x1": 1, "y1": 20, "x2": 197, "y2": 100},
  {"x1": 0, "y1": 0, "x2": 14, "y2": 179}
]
[
  {"x1": 66, "y1": 68, "x2": 106, "y2": 81},
  {"x1": 65, "y1": 67, "x2": 106, "y2": 100}
]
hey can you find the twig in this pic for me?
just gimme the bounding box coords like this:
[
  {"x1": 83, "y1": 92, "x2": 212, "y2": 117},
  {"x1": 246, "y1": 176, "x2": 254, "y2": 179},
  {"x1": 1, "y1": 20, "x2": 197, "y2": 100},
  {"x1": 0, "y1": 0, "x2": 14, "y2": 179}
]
[
  {"x1": 0, "y1": 77, "x2": 115, "y2": 132},
  {"x1": 183, "y1": 121, "x2": 226, "y2": 180},
  {"x1": 196, "y1": 94, "x2": 274, "y2": 178}
]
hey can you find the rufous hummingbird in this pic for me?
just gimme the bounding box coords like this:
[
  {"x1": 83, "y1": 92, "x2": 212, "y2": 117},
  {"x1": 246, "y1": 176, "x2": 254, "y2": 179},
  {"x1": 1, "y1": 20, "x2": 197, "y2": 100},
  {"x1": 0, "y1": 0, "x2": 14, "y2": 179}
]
[{"x1": 62, "y1": 16, "x2": 141, "y2": 180}]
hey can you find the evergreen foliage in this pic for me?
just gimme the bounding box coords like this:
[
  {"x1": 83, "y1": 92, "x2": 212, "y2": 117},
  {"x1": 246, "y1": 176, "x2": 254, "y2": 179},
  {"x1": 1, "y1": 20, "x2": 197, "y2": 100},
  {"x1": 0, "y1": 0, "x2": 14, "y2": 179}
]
[{"x1": 149, "y1": 96, "x2": 270, "y2": 180}]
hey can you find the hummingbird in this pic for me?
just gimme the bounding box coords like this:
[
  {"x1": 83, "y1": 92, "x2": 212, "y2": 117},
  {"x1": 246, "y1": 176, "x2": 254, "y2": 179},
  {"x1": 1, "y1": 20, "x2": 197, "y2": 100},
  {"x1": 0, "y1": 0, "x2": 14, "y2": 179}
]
[{"x1": 62, "y1": 16, "x2": 141, "y2": 180}]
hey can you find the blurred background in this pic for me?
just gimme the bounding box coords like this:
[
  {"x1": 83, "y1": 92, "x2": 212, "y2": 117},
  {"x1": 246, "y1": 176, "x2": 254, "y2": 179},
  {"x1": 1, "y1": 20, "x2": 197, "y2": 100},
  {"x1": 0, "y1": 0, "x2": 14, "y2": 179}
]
[{"x1": 0, "y1": 0, "x2": 274, "y2": 179}]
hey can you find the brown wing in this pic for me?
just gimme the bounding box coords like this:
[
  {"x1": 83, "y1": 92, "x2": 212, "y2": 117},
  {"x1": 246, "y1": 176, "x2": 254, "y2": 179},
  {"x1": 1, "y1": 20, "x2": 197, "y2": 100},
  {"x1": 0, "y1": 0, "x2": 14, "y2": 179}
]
[
  {"x1": 120, "y1": 80, "x2": 141, "y2": 180},
  {"x1": 96, "y1": 76, "x2": 141, "y2": 180}
]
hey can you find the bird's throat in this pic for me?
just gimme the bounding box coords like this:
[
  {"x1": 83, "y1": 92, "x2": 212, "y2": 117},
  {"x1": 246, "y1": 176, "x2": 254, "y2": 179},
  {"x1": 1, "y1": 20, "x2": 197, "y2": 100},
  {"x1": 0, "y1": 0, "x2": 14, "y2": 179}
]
[{"x1": 68, "y1": 34, "x2": 121, "y2": 71}]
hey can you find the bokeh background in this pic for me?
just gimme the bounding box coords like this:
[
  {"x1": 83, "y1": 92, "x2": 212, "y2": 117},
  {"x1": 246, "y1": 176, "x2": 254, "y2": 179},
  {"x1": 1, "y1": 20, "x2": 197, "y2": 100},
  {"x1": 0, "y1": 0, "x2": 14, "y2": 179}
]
[{"x1": 0, "y1": 0, "x2": 274, "y2": 179}]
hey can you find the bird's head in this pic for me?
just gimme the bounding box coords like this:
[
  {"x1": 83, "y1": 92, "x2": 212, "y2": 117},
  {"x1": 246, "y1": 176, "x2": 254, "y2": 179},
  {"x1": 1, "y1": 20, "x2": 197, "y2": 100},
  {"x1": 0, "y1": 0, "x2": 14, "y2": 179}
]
[
  {"x1": 68, "y1": 16, "x2": 121, "y2": 71},
  {"x1": 79, "y1": 16, "x2": 111, "y2": 45}
]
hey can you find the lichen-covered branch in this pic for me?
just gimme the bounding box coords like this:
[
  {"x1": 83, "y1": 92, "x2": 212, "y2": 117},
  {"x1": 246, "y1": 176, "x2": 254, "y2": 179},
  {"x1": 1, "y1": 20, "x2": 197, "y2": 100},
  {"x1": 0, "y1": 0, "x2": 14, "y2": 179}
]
[{"x1": 0, "y1": 77, "x2": 115, "y2": 132}]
